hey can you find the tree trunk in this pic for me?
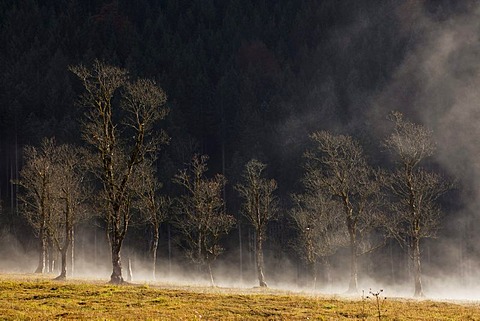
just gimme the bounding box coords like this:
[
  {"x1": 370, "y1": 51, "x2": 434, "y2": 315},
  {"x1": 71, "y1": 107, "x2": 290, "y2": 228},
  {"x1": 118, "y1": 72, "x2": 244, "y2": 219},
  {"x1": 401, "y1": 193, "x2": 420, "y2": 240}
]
[
  {"x1": 150, "y1": 227, "x2": 159, "y2": 281},
  {"x1": 167, "y1": 224, "x2": 171, "y2": 276},
  {"x1": 208, "y1": 263, "x2": 215, "y2": 287},
  {"x1": 347, "y1": 229, "x2": 358, "y2": 293},
  {"x1": 412, "y1": 237, "x2": 424, "y2": 297},
  {"x1": 110, "y1": 239, "x2": 124, "y2": 284},
  {"x1": 126, "y1": 257, "x2": 133, "y2": 282},
  {"x1": 198, "y1": 230, "x2": 202, "y2": 264},
  {"x1": 322, "y1": 257, "x2": 332, "y2": 290},
  {"x1": 238, "y1": 223, "x2": 243, "y2": 283},
  {"x1": 55, "y1": 248, "x2": 67, "y2": 280},
  {"x1": 35, "y1": 231, "x2": 47, "y2": 274},
  {"x1": 35, "y1": 247, "x2": 46, "y2": 274},
  {"x1": 70, "y1": 228, "x2": 75, "y2": 277},
  {"x1": 48, "y1": 243, "x2": 55, "y2": 274},
  {"x1": 256, "y1": 232, "x2": 268, "y2": 287},
  {"x1": 55, "y1": 207, "x2": 72, "y2": 280},
  {"x1": 308, "y1": 260, "x2": 317, "y2": 290}
]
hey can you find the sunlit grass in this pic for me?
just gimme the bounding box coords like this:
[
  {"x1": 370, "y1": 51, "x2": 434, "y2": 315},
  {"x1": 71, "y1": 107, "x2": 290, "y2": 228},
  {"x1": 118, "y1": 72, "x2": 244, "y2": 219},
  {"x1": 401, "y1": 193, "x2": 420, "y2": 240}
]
[{"x1": 0, "y1": 274, "x2": 479, "y2": 320}]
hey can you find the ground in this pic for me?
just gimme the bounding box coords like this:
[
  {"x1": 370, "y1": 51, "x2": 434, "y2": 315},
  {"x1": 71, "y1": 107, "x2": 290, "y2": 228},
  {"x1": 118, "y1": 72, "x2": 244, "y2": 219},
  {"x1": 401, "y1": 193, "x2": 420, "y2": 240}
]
[{"x1": 0, "y1": 274, "x2": 479, "y2": 320}]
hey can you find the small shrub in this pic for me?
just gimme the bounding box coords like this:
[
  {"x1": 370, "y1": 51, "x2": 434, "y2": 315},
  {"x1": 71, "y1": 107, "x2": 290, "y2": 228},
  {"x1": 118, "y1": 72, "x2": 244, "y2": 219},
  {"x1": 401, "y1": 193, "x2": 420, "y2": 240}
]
[{"x1": 367, "y1": 288, "x2": 387, "y2": 321}]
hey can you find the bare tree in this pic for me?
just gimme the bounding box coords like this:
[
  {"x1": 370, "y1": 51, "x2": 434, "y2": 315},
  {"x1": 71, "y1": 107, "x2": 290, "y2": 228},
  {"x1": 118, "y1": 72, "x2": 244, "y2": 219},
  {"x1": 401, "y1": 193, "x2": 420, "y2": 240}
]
[
  {"x1": 136, "y1": 160, "x2": 171, "y2": 281},
  {"x1": 236, "y1": 159, "x2": 278, "y2": 287},
  {"x1": 305, "y1": 131, "x2": 383, "y2": 293},
  {"x1": 70, "y1": 60, "x2": 169, "y2": 283},
  {"x1": 50, "y1": 144, "x2": 90, "y2": 280},
  {"x1": 14, "y1": 139, "x2": 89, "y2": 278},
  {"x1": 384, "y1": 111, "x2": 451, "y2": 297},
  {"x1": 291, "y1": 175, "x2": 348, "y2": 289},
  {"x1": 173, "y1": 155, "x2": 235, "y2": 286},
  {"x1": 14, "y1": 138, "x2": 57, "y2": 274}
]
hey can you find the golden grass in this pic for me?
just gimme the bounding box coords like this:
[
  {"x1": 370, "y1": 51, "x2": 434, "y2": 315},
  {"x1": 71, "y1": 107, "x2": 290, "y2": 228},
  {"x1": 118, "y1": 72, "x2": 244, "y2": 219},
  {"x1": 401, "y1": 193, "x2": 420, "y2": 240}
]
[{"x1": 0, "y1": 274, "x2": 479, "y2": 320}]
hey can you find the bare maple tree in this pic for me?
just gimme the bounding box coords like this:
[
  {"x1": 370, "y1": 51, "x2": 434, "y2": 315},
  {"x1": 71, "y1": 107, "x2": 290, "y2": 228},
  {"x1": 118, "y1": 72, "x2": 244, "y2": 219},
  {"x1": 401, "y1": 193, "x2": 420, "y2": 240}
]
[
  {"x1": 236, "y1": 159, "x2": 278, "y2": 288},
  {"x1": 384, "y1": 111, "x2": 452, "y2": 297},
  {"x1": 70, "y1": 60, "x2": 169, "y2": 283},
  {"x1": 15, "y1": 139, "x2": 89, "y2": 279},
  {"x1": 173, "y1": 155, "x2": 235, "y2": 286},
  {"x1": 135, "y1": 160, "x2": 171, "y2": 281},
  {"x1": 14, "y1": 138, "x2": 57, "y2": 274},
  {"x1": 50, "y1": 144, "x2": 90, "y2": 280},
  {"x1": 305, "y1": 131, "x2": 383, "y2": 293},
  {"x1": 291, "y1": 175, "x2": 348, "y2": 289}
]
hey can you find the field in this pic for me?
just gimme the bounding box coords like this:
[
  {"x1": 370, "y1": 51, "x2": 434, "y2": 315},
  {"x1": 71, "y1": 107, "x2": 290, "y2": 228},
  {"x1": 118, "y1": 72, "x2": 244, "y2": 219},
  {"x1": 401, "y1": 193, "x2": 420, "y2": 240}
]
[{"x1": 0, "y1": 274, "x2": 479, "y2": 320}]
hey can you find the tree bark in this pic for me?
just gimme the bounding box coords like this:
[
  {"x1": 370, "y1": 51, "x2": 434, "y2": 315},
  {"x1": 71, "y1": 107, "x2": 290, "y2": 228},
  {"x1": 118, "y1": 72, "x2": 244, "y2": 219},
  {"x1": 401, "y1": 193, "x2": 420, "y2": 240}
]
[
  {"x1": 55, "y1": 203, "x2": 72, "y2": 280},
  {"x1": 256, "y1": 232, "x2": 268, "y2": 287},
  {"x1": 110, "y1": 239, "x2": 124, "y2": 284},
  {"x1": 35, "y1": 230, "x2": 47, "y2": 274},
  {"x1": 238, "y1": 223, "x2": 243, "y2": 283},
  {"x1": 324, "y1": 259, "x2": 332, "y2": 289},
  {"x1": 347, "y1": 227, "x2": 358, "y2": 293},
  {"x1": 70, "y1": 228, "x2": 75, "y2": 277},
  {"x1": 126, "y1": 257, "x2": 133, "y2": 282},
  {"x1": 208, "y1": 263, "x2": 215, "y2": 287},
  {"x1": 307, "y1": 260, "x2": 317, "y2": 290},
  {"x1": 412, "y1": 237, "x2": 424, "y2": 297},
  {"x1": 55, "y1": 248, "x2": 67, "y2": 280},
  {"x1": 48, "y1": 242, "x2": 55, "y2": 273},
  {"x1": 150, "y1": 227, "x2": 159, "y2": 281}
]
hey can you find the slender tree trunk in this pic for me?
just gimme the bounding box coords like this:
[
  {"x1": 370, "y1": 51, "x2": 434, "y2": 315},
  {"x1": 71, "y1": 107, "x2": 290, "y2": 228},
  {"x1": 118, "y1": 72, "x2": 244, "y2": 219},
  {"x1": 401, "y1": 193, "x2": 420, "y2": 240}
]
[
  {"x1": 150, "y1": 226, "x2": 159, "y2": 281},
  {"x1": 208, "y1": 263, "x2": 215, "y2": 287},
  {"x1": 167, "y1": 224, "x2": 171, "y2": 276},
  {"x1": 412, "y1": 237, "x2": 424, "y2": 297},
  {"x1": 256, "y1": 232, "x2": 267, "y2": 287},
  {"x1": 35, "y1": 229, "x2": 47, "y2": 274},
  {"x1": 55, "y1": 248, "x2": 68, "y2": 280},
  {"x1": 390, "y1": 242, "x2": 396, "y2": 285},
  {"x1": 126, "y1": 257, "x2": 133, "y2": 282},
  {"x1": 35, "y1": 244, "x2": 46, "y2": 274},
  {"x1": 48, "y1": 242, "x2": 55, "y2": 274},
  {"x1": 198, "y1": 230, "x2": 202, "y2": 264},
  {"x1": 238, "y1": 223, "x2": 243, "y2": 283},
  {"x1": 324, "y1": 259, "x2": 332, "y2": 289},
  {"x1": 308, "y1": 260, "x2": 317, "y2": 290},
  {"x1": 347, "y1": 228, "x2": 358, "y2": 293},
  {"x1": 56, "y1": 209, "x2": 72, "y2": 280},
  {"x1": 56, "y1": 229, "x2": 71, "y2": 280},
  {"x1": 70, "y1": 228, "x2": 75, "y2": 277}
]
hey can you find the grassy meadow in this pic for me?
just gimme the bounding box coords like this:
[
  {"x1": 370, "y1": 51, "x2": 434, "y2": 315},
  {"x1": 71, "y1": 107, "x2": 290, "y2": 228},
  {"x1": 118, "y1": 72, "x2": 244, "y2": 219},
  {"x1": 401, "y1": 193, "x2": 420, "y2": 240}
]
[{"x1": 0, "y1": 274, "x2": 479, "y2": 320}]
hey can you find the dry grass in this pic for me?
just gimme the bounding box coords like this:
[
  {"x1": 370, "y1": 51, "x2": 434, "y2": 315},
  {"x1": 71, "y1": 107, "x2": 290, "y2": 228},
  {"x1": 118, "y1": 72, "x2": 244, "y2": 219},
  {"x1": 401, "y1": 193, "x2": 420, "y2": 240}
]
[{"x1": 0, "y1": 274, "x2": 479, "y2": 320}]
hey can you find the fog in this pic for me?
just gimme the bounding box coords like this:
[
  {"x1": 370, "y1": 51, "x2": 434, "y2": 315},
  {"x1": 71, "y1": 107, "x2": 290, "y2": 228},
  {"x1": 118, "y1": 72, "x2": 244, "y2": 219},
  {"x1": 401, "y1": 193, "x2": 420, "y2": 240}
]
[
  {"x1": 275, "y1": 1, "x2": 480, "y2": 300},
  {"x1": 2, "y1": 223, "x2": 480, "y2": 301},
  {"x1": 368, "y1": 1, "x2": 480, "y2": 301}
]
